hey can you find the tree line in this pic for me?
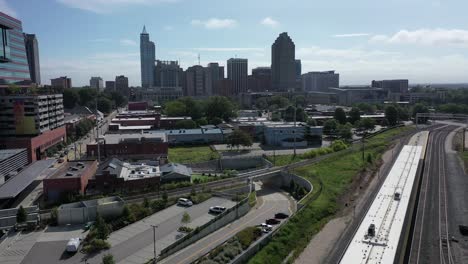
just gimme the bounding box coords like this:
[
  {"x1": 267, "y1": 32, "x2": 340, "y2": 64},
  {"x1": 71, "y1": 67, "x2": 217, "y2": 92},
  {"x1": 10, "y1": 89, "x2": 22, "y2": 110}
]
[{"x1": 63, "y1": 88, "x2": 127, "y2": 114}]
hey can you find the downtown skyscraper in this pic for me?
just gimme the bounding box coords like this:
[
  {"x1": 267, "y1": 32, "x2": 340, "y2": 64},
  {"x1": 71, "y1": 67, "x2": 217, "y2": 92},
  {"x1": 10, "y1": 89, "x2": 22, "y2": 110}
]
[
  {"x1": 227, "y1": 58, "x2": 248, "y2": 94},
  {"x1": 140, "y1": 26, "x2": 155, "y2": 88},
  {"x1": 24, "y1": 34, "x2": 41, "y2": 85},
  {"x1": 271, "y1": 32, "x2": 296, "y2": 91}
]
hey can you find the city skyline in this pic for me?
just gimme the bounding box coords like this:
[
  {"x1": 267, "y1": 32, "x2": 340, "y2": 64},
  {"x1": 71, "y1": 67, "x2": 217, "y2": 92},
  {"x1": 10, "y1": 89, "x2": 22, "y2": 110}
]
[{"x1": 2, "y1": 0, "x2": 468, "y2": 86}]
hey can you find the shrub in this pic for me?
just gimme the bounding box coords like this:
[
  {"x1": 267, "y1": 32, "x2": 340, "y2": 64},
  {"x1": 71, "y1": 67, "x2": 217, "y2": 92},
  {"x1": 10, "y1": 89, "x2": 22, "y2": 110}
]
[
  {"x1": 82, "y1": 238, "x2": 110, "y2": 253},
  {"x1": 236, "y1": 227, "x2": 262, "y2": 249},
  {"x1": 178, "y1": 226, "x2": 194, "y2": 233}
]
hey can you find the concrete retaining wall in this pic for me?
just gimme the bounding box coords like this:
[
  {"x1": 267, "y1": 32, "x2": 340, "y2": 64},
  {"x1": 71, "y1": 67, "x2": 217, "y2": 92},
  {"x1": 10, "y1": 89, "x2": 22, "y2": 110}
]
[
  {"x1": 187, "y1": 156, "x2": 270, "y2": 173},
  {"x1": 160, "y1": 198, "x2": 251, "y2": 259}
]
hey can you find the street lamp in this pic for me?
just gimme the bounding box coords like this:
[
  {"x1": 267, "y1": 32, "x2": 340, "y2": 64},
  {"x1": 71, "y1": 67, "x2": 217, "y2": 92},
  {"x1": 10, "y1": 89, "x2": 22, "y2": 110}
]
[{"x1": 151, "y1": 225, "x2": 158, "y2": 264}]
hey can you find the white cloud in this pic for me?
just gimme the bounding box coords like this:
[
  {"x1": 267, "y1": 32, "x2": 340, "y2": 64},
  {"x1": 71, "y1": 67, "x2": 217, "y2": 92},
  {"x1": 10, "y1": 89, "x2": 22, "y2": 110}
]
[
  {"x1": 260, "y1": 17, "x2": 279, "y2": 28},
  {"x1": 120, "y1": 39, "x2": 137, "y2": 46},
  {"x1": 333, "y1": 33, "x2": 370, "y2": 38},
  {"x1": 163, "y1": 25, "x2": 174, "y2": 31},
  {"x1": 0, "y1": 0, "x2": 18, "y2": 18},
  {"x1": 297, "y1": 46, "x2": 400, "y2": 60},
  {"x1": 57, "y1": 0, "x2": 179, "y2": 14},
  {"x1": 191, "y1": 18, "x2": 237, "y2": 29},
  {"x1": 89, "y1": 38, "x2": 111, "y2": 43},
  {"x1": 370, "y1": 28, "x2": 468, "y2": 46}
]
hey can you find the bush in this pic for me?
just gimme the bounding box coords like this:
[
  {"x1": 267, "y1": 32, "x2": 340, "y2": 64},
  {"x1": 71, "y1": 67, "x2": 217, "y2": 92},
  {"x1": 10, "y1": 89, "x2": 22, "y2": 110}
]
[
  {"x1": 178, "y1": 226, "x2": 194, "y2": 233},
  {"x1": 82, "y1": 238, "x2": 110, "y2": 253},
  {"x1": 236, "y1": 227, "x2": 262, "y2": 249},
  {"x1": 331, "y1": 140, "x2": 348, "y2": 152},
  {"x1": 102, "y1": 254, "x2": 115, "y2": 264}
]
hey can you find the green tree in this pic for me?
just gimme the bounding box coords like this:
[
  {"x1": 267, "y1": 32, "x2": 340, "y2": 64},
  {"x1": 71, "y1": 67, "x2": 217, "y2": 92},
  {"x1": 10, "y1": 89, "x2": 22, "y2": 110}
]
[
  {"x1": 356, "y1": 103, "x2": 376, "y2": 114},
  {"x1": 109, "y1": 91, "x2": 127, "y2": 108},
  {"x1": 143, "y1": 197, "x2": 150, "y2": 208},
  {"x1": 348, "y1": 107, "x2": 361, "y2": 125},
  {"x1": 385, "y1": 105, "x2": 399, "y2": 126},
  {"x1": 412, "y1": 103, "x2": 429, "y2": 118},
  {"x1": 94, "y1": 214, "x2": 111, "y2": 240},
  {"x1": 204, "y1": 96, "x2": 237, "y2": 122},
  {"x1": 102, "y1": 254, "x2": 115, "y2": 264},
  {"x1": 284, "y1": 106, "x2": 307, "y2": 122},
  {"x1": 357, "y1": 118, "x2": 376, "y2": 134},
  {"x1": 179, "y1": 97, "x2": 204, "y2": 120},
  {"x1": 255, "y1": 97, "x2": 269, "y2": 110},
  {"x1": 165, "y1": 100, "x2": 187, "y2": 116},
  {"x1": 334, "y1": 108, "x2": 347, "y2": 125},
  {"x1": 181, "y1": 212, "x2": 191, "y2": 224},
  {"x1": 122, "y1": 205, "x2": 136, "y2": 222},
  {"x1": 162, "y1": 191, "x2": 168, "y2": 204},
  {"x1": 78, "y1": 88, "x2": 98, "y2": 107},
  {"x1": 227, "y1": 130, "x2": 253, "y2": 150},
  {"x1": 292, "y1": 95, "x2": 307, "y2": 107},
  {"x1": 397, "y1": 106, "x2": 410, "y2": 121},
  {"x1": 268, "y1": 96, "x2": 290, "y2": 110},
  {"x1": 175, "y1": 119, "x2": 197, "y2": 129},
  {"x1": 323, "y1": 119, "x2": 338, "y2": 135},
  {"x1": 307, "y1": 118, "x2": 317, "y2": 126},
  {"x1": 16, "y1": 206, "x2": 27, "y2": 223},
  {"x1": 63, "y1": 88, "x2": 79, "y2": 109},
  {"x1": 337, "y1": 123, "x2": 353, "y2": 140},
  {"x1": 98, "y1": 97, "x2": 113, "y2": 113}
]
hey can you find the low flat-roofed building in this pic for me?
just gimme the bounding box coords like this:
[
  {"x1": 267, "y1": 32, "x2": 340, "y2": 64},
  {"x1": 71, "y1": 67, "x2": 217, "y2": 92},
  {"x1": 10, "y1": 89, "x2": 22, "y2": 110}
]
[
  {"x1": 0, "y1": 148, "x2": 29, "y2": 185},
  {"x1": 163, "y1": 128, "x2": 229, "y2": 145},
  {"x1": 87, "y1": 132, "x2": 168, "y2": 160},
  {"x1": 92, "y1": 158, "x2": 161, "y2": 193},
  {"x1": 264, "y1": 122, "x2": 323, "y2": 147},
  {"x1": 160, "y1": 163, "x2": 192, "y2": 183},
  {"x1": 328, "y1": 87, "x2": 388, "y2": 105},
  {"x1": 57, "y1": 196, "x2": 125, "y2": 225},
  {"x1": 43, "y1": 160, "x2": 98, "y2": 201}
]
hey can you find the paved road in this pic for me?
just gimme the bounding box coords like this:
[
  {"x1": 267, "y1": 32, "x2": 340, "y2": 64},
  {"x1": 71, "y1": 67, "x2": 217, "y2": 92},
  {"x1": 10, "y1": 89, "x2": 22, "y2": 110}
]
[
  {"x1": 21, "y1": 197, "x2": 235, "y2": 264},
  {"x1": 409, "y1": 125, "x2": 462, "y2": 264},
  {"x1": 158, "y1": 185, "x2": 294, "y2": 264}
]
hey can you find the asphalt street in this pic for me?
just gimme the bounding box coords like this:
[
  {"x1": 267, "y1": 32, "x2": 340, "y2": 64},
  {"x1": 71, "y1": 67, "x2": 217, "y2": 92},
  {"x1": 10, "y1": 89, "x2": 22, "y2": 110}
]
[
  {"x1": 158, "y1": 185, "x2": 293, "y2": 264},
  {"x1": 21, "y1": 197, "x2": 235, "y2": 264}
]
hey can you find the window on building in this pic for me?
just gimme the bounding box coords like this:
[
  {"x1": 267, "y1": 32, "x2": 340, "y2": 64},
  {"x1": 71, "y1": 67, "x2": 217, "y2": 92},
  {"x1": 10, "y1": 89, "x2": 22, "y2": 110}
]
[{"x1": 0, "y1": 26, "x2": 11, "y2": 62}]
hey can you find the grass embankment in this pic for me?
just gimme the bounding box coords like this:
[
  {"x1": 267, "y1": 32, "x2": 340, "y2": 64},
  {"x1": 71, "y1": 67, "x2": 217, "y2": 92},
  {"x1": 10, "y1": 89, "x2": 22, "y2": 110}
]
[
  {"x1": 168, "y1": 146, "x2": 220, "y2": 163},
  {"x1": 248, "y1": 126, "x2": 414, "y2": 264}
]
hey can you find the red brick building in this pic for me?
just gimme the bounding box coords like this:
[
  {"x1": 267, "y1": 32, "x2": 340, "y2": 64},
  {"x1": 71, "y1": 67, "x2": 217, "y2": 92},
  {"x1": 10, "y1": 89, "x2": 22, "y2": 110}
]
[
  {"x1": 0, "y1": 127, "x2": 67, "y2": 163},
  {"x1": 43, "y1": 160, "x2": 98, "y2": 201},
  {"x1": 128, "y1": 101, "x2": 148, "y2": 111}
]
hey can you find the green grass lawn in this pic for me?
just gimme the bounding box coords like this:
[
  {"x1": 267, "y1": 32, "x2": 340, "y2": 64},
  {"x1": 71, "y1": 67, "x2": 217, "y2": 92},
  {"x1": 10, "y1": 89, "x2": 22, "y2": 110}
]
[
  {"x1": 168, "y1": 146, "x2": 220, "y2": 164},
  {"x1": 248, "y1": 125, "x2": 414, "y2": 264},
  {"x1": 266, "y1": 154, "x2": 304, "y2": 166}
]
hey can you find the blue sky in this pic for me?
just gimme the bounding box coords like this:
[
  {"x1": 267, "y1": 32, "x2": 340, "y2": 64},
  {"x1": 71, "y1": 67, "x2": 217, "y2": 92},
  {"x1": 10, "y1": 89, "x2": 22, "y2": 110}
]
[{"x1": 2, "y1": 0, "x2": 468, "y2": 86}]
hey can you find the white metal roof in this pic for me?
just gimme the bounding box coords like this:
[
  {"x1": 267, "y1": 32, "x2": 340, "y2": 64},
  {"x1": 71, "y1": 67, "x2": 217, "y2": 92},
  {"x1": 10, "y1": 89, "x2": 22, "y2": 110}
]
[{"x1": 340, "y1": 145, "x2": 422, "y2": 264}]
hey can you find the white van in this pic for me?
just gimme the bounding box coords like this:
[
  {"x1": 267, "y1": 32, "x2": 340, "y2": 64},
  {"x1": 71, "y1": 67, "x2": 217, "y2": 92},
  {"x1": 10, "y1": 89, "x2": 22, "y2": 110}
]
[
  {"x1": 66, "y1": 238, "x2": 81, "y2": 253},
  {"x1": 177, "y1": 198, "x2": 193, "y2": 207}
]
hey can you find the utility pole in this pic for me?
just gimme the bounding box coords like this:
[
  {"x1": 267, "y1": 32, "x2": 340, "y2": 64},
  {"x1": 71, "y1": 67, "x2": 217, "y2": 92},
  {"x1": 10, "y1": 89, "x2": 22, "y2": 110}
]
[
  {"x1": 152, "y1": 225, "x2": 158, "y2": 264},
  {"x1": 293, "y1": 101, "x2": 297, "y2": 157}
]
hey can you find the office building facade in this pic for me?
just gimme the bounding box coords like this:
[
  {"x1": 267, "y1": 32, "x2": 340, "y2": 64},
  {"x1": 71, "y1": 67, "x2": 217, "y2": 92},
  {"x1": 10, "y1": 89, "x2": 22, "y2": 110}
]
[
  {"x1": 51, "y1": 76, "x2": 72, "y2": 89},
  {"x1": 105, "y1": 81, "x2": 115, "y2": 92},
  {"x1": 24, "y1": 34, "x2": 40, "y2": 85},
  {"x1": 185, "y1": 65, "x2": 206, "y2": 96},
  {"x1": 140, "y1": 26, "x2": 155, "y2": 88},
  {"x1": 90, "y1": 77, "x2": 104, "y2": 91},
  {"x1": 115, "y1": 75, "x2": 129, "y2": 96},
  {"x1": 295, "y1": 59, "x2": 301, "y2": 80},
  {"x1": 302, "y1": 71, "x2": 339, "y2": 92},
  {"x1": 154, "y1": 60, "x2": 182, "y2": 88},
  {"x1": 227, "y1": 58, "x2": 248, "y2": 94},
  {"x1": 371, "y1": 79, "x2": 409, "y2": 94},
  {"x1": 0, "y1": 12, "x2": 31, "y2": 90},
  {"x1": 271, "y1": 32, "x2": 296, "y2": 91},
  {"x1": 248, "y1": 67, "x2": 272, "y2": 92}
]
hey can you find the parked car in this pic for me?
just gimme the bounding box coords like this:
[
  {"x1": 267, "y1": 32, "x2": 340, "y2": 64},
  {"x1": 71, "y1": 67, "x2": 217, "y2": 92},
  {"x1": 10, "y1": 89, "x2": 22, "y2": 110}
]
[
  {"x1": 84, "y1": 221, "x2": 94, "y2": 231},
  {"x1": 209, "y1": 206, "x2": 226, "y2": 214},
  {"x1": 265, "y1": 218, "x2": 280, "y2": 225},
  {"x1": 274, "y1": 212, "x2": 289, "y2": 219},
  {"x1": 177, "y1": 198, "x2": 193, "y2": 207},
  {"x1": 66, "y1": 238, "x2": 81, "y2": 253},
  {"x1": 259, "y1": 223, "x2": 273, "y2": 233}
]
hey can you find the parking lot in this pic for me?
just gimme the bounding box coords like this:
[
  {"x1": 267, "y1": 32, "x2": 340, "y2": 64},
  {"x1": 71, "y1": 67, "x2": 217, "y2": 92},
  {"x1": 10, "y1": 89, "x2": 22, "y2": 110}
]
[{"x1": 21, "y1": 197, "x2": 235, "y2": 264}]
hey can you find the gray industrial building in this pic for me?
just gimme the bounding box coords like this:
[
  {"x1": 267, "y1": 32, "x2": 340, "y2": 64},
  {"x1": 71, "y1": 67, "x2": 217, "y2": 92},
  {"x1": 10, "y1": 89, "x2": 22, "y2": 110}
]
[
  {"x1": 227, "y1": 58, "x2": 248, "y2": 94},
  {"x1": 154, "y1": 60, "x2": 183, "y2": 88},
  {"x1": 0, "y1": 149, "x2": 29, "y2": 185},
  {"x1": 371, "y1": 79, "x2": 409, "y2": 94},
  {"x1": 271, "y1": 32, "x2": 296, "y2": 91},
  {"x1": 329, "y1": 86, "x2": 388, "y2": 105},
  {"x1": 140, "y1": 26, "x2": 155, "y2": 88},
  {"x1": 302, "y1": 71, "x2": 339, "y2": 92},
  {"x1": 57, "y1": 196, "x2": 125, "y2": 225},
  {"x1": 24, "y1": 34, "x2": 41, "y2": 85}
]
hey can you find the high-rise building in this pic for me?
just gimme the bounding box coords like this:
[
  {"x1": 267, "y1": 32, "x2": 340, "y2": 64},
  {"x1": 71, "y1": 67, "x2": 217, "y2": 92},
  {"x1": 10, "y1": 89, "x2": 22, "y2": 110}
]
[
  {"x1": 24, "y1": 34, "x2": 41, "y2": 85},
  {"x1": 248, "y1": 67, "x2": 272, "y2": 92},
  {"x1": 371, "y1": 79, "x2": 409, "y2": 94},
  {"x1": 51, "y1": 76, "x2": 72, "y2": 89},
  {"x1": 302, "y1": 71, "x2": 339, "y2": 92},
  {"x1": 0, "y1": 12, "x2": 32, "y2": 90},
  {"x1": 295, "y1": 59, "x2": 301, "y2": 80},
  {"x1": 271, "y1": 32, "x2": 296, "y2": 91},
  {"x1": 115, "y1": 75, "x2": 129, "y2": 96},
  {"x1": 105, "y1": 81, "x2": 115, "y2": 92},
  {"x1": 204, "y1": 63, "x2": 224, "y2": 96},
  {"x1": 90, "y1": 77, "x2": 104, "y2": 91},
  {"x1": 185, "y1": 65, "x2": 206, "y2": 96},
  {"x1": 227, "y1": 58, "x2": 248, "y2": 94},
  {"x1": 154, "y1": 60, "x2": 182, "y2": 88},
  {"x1": 140, "y1": 26, "x2": 155, "y2": 88}
]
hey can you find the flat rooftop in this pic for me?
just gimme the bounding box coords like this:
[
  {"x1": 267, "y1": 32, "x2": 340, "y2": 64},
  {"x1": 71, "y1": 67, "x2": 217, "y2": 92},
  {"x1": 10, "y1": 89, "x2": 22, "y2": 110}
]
[
  {"x1": 47, "y1": 160, "x2": 96, "y2": 179},
  {"x1": 0, "y1": 159, "x2": 56, "y2": 199},
  {"x1": 340, "y1": 145, "x2": 422, "y2": 264},
  {"x1": 0, "y1": 148, "x2": 26, "y2": 162},
  {"x1": 94, "y1": 132, "x2": 167, "y2": 144}
]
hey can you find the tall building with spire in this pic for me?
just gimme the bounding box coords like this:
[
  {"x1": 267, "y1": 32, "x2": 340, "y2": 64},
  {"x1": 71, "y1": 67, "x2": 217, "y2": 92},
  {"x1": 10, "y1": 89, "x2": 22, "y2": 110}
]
[
  {"x1": 140, "y1": 26, "x2": 155, "y2": 88},
  {"x1": 271, "y1": 32, "x2": 296, "y2": 91}
]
